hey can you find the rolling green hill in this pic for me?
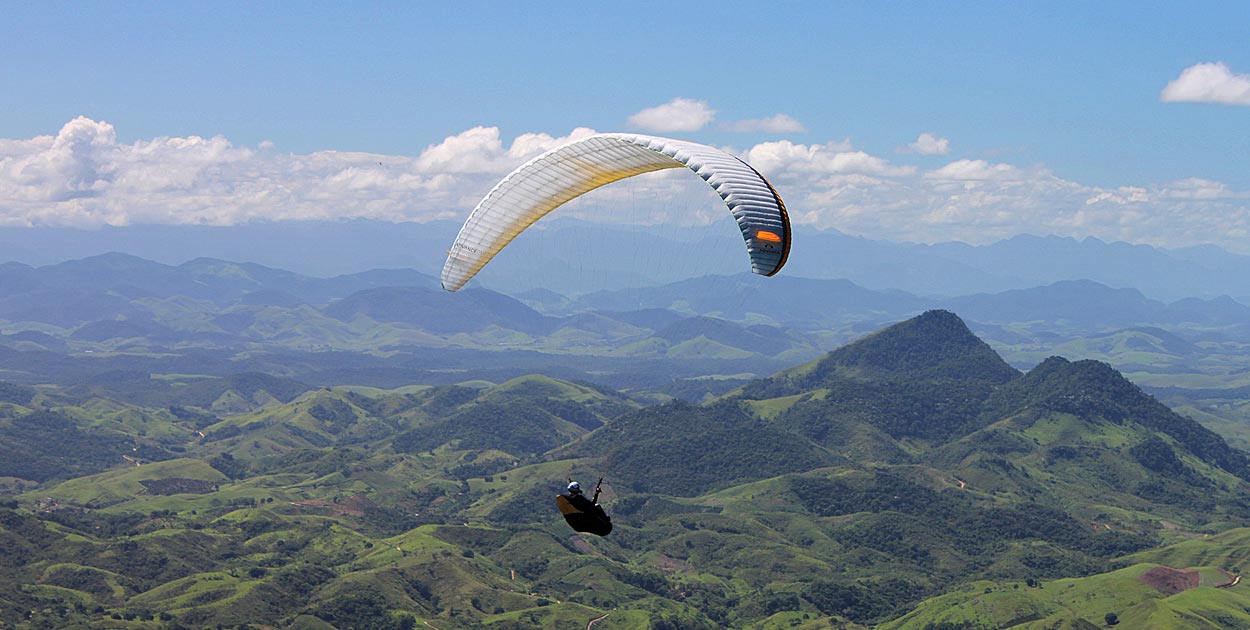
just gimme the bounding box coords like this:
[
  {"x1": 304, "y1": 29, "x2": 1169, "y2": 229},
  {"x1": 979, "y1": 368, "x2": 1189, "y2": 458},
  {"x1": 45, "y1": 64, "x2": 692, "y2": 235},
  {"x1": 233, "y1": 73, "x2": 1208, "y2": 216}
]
[
  {"x1": 882, "y1": 529, "x2": 1250, "y2": 630},
  {"x1": 3, "y1": 311, "x2": 1250, "y2": 629}
]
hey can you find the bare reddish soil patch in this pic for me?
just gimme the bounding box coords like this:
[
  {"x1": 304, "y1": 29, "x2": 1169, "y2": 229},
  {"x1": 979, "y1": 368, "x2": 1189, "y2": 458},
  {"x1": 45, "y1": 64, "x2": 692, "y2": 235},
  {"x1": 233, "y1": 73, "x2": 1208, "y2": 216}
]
[
  {"x1": 1139, "y1": 566, "x2": 1199, "y2": 595},
  {"x1": 651, "y1": 553, "x2": 691, "y2": 573},
  {"x1": 290, "y1": 493, "x2": 376, "y2": 517},
  {"x1": 569, "y1": 535, "x2": 604, "y2": 556}
]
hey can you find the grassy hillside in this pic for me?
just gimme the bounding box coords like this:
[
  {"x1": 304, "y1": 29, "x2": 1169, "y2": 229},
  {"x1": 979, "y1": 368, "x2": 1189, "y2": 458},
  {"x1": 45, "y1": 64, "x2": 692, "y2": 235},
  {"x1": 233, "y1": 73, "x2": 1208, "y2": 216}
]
[
  {"x1": 3, "y1": 311, "x2": 1250, "y2": 629},
  {"x1": 883, "y1": 531, "x2": 1250, "y2": 630}
]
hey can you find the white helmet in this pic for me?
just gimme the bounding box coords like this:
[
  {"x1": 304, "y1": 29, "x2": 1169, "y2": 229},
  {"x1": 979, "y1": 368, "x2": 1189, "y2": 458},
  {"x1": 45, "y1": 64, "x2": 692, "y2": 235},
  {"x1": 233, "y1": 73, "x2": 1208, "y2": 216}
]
[{"x1": 567, "y1": 481, "x2": 581, "y2": 493}]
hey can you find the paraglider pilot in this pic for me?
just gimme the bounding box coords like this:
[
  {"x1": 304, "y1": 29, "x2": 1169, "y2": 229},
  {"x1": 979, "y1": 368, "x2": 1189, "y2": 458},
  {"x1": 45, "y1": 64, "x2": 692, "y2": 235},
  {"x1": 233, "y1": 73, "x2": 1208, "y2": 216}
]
[{"x1": 556, "y1": 478, "x2": 612, "y2": 536}]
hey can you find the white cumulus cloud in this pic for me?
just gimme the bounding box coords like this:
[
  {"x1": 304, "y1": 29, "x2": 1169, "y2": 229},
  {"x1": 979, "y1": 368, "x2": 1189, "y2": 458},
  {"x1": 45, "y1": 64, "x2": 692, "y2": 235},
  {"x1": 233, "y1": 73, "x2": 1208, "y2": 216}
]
[
  {"x1": 721, "y1": 114, "x2": 806, "y2": 134},
  {"x1": 627, "y1": 98, "x2": 716, "y2": 133},
  {"x1": 797, "y1": 156, "x2": 1250, "y2": 250},
  {"x1": 742, "y1": 140, "x2": 912, "y2": 177},
  {"x1": 2, "y1": 118, "x2": 1250, "y2": 253},
  {"x1": 925, "y1": 159, "x2": 1023, "y2": 181},
  {"x1": 902, "y1": 132, "x2": 951, "y2": 155},
  {"x1": 414, "y1": 126, "x2": 596, "y2": 174},
  {"x1": 1161, "y1": 62, "x2": 1250, "y2": 105},
  {"x1": 0, "y1": 118, "x2": 601, "y2": 228},
  {"x1": 1160, "y1": 177, "x2": 1235, "y2": 200}
]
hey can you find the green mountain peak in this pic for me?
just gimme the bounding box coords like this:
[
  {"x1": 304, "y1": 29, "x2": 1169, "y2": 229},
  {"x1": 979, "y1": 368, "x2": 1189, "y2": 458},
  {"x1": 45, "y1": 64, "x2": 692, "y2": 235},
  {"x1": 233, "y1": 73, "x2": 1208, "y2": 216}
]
[
  {"x1": 984, "y1": 355, "x2": 1250, "y2": 482},
  {"x1": 741, "y1": 310, "x2": 1019, "y2": 411},
  {"x1": 814, "y1": 309, "x2": 1019, "y2": 384}
]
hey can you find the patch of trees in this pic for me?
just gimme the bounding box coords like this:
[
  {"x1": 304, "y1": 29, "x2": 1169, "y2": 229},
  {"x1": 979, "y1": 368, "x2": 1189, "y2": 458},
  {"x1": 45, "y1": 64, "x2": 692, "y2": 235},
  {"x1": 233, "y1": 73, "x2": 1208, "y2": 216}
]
[
  {"x1": 307, "y1": 399, "x2": 359, "y2": 431},
  {"x1": 392, "y1": 401, "x2": 569, "y2": 456},
  {"x1": 1133, "y1": 479, "x2": 1219, "y2": 513},
  {"x1": 791, "y1": 473, "x2": 952, "y2": 519},
  {"x1": 485, "y1": 484, "x2": 553, "y2": 525},
  {"x1": 91, "y1": 539, "x2": 181, "y2": 585},
  {"x1": 203, "y1": 423, "x2": 246, "y2": 442},
  {"x1": 270, "y1": 563, "x2": 336, "y2": 599},
  {"x1": 42, "y1": 509, "x2": 149, "y2": 538},
  {"x1": 139, "y1": 478, "x2": 218, "y2": 495},
  {"x1": 0, "y1": 410, "x2": 135, "y2": 482},
  {"x1": 617, "y1": 567, "x2": 673, "y2": 597},
  {"x1": 418, "y1": 385, "x2": 480, "y2": 414},
  {"x1": 359, "y1": 504, "x2": 426, "y2": 537},
  {"x1": 803, "y1": 577, "x2": 924, "y2": 622},
  {"x1": 426, "y1": 524, "x2": 513, "y2": 555},
  {"x1": 771, "y1": 377, "x2": 1003, "y2": 443},
  {"x1": 167, "y1": 405, "x2": 219, "y2": 429},
  {"x1": 526, "y1": 396, "x2": 604, "y2": 430},
  {"x1": 792, "y1": 472, "x2": 1157, "y2": 583},
  {"x1": 446, "y1": 457, "x2": 516, "y2": 480},
  {"x1": 0, "y1": 509, "x2": 62, "y2": 567},
  {"x1": 309, "y1": 584, "x2": 412, "y2": 630},
  {"x1": 0, "y1": 380, "x2": 35, "y2": 405},
  {"x1": 207, "y1": 453, "x2": 249, "y2": 479},
  {"x1": 1129, "y1": 437, "x2": 1204, "y2": 484},
  {"x1": 578, "y1": 401, "x2": 837, "y2": 496}
]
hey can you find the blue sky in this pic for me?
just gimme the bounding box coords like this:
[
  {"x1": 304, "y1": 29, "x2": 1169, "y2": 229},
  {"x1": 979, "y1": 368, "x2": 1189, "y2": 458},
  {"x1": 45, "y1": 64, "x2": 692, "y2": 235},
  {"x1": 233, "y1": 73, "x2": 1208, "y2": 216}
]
[{"x1": 2, "y1": 2, "x2": 1248, "y2": 250}]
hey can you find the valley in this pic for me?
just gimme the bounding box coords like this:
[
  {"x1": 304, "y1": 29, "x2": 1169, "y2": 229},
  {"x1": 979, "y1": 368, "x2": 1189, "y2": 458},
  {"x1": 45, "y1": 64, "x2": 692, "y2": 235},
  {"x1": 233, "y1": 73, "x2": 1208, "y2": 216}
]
[{"x1": 4, "y1": 306, "x2": 1250, "y2": 629}]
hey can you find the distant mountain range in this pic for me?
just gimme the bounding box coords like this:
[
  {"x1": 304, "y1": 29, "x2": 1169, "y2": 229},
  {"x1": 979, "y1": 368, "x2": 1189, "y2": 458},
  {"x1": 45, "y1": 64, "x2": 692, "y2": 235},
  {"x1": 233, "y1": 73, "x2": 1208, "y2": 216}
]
[
  {"x1": 569, "y1": 274, "x2": 1250, "y2": 335},
  {"x1": 14, "y1": 249, "x2": 1241, "y2": 335},
  {"x1": 0, "y1": 252, "x2": 439, "y2": 309},
  {"x1": 2, "y1": 219, "x2": 1250, "y2": 301},
  {"x1": 786, "y1": 230, "x2": 1250, "y2": 303},
  {"x1": 1, "y1": 253, "x2": 1248, "y2": 393}
]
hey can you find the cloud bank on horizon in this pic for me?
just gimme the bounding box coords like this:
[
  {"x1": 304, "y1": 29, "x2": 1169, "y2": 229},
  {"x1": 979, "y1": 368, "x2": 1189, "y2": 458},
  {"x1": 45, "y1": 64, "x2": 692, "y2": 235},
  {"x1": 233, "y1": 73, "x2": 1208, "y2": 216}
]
[{"x1": 1, "y1": 105, "x2": 1247, "y2": 253}]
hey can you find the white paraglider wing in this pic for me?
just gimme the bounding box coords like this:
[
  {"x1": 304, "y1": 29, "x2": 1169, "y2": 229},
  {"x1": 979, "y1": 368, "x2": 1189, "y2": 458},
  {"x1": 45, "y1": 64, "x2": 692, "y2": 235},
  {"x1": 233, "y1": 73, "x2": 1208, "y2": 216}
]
[{"x1": 440, "y1": 133, "x2": 789, "y2": 291}]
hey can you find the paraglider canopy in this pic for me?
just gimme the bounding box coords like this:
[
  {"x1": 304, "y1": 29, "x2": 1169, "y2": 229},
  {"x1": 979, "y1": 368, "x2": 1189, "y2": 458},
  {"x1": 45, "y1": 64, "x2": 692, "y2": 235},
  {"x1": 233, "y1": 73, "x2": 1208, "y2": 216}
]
[{"x1": 441, "y1": 133, "x2": 790, "y2": 292}]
